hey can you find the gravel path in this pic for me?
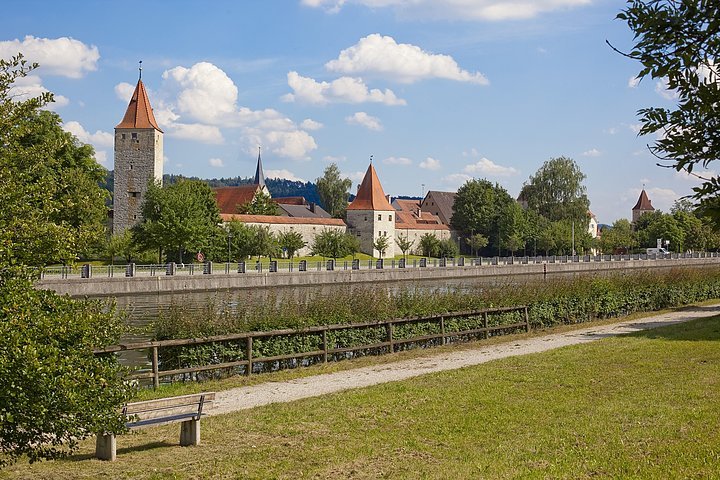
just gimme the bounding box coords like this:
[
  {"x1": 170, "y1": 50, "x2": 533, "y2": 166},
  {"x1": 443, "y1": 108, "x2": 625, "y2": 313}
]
[{"x1": 211, "y1": 304, "x2": 720, "y2": 416}]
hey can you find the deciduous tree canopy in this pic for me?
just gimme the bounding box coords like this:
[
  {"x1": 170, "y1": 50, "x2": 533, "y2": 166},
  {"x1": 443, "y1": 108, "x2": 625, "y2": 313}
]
[{"x1": 316, "y1": 163, "x2": 352, "y2": 218}]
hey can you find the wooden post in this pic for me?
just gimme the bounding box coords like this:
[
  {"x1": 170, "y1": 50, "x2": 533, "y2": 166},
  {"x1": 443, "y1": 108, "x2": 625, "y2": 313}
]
[
  {"x1": 246, "y1": 336, "x2": 253, "y2": 376},
  {"x1": 322, "y1": 329, "x2": 328, "y2": 363},
  {"x1": 524, "y1": 306, "x2": 530, "y2": 333},
  {"x1": 387, "y1": 322, "x2": 394, "y2": 354},
  {"x1": 440, "y1": 316, "x2": 446, "y2": 345},
  {"x1": 483, "y1": 312, "x2": 489, "y2": 339},
  {"x1": 152, "y1": 346, "x2": 159, "y2": 389}
]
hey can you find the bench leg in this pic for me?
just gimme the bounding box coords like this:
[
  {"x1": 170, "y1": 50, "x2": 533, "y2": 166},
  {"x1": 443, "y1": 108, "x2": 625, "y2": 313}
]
[
  {"x1": 180, "y1": 419, "x2": 200, "y2": 446},
  {"x1": 96, "y1": 433, "x2": 117, "y2": 461}
]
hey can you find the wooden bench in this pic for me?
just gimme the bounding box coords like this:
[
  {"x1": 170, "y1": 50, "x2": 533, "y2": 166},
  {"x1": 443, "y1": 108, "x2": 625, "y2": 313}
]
[{"x1": 96, "y1": 392, "x2": 215, "y2": 461}]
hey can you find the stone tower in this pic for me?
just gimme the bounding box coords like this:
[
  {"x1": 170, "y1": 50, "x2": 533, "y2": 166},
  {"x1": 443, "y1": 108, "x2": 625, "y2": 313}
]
[
  {"x1": 112, "y1": 78, "x2": 163, "y2": 234},
  {"x1": 346, "y1": 163, "x2": 396, "y2": 258},
  {"x1": 632, "y1": 189, "x2": 654, "y2": 224}
]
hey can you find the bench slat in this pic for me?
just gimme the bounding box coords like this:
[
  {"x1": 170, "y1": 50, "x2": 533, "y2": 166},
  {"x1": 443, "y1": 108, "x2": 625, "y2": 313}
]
[{"x1": 128, "y1": 412, "x2": 200, "y2": 429}]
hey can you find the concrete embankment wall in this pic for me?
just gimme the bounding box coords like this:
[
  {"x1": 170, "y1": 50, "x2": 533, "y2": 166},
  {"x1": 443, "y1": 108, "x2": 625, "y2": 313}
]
[{"x1": 36, "y1": 257, "x2": 720, "y2": 298}]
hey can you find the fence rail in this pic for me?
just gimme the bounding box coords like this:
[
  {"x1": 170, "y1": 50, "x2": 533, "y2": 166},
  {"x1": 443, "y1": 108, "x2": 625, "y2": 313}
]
[
  {"x1": 96, "y1": 306, "x2": 529, "y2": 389},
  {"x1": 41, "y1": 251, "x2": 720, "y2": 280}
]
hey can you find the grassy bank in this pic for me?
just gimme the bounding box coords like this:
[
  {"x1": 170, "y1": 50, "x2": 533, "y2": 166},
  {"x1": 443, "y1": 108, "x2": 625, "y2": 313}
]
[{"x1": 5, "y1": 314, "x2": 719, "y2": 479}]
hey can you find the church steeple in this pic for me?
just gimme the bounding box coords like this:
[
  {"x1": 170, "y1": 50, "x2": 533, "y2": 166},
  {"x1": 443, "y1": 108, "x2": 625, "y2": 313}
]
[
  {"x1": 253, "y1": 147, "x2": 266, "y2": 188},
  {"x1": 116, "y1": 78, "x2": 162, "y2": 132}
]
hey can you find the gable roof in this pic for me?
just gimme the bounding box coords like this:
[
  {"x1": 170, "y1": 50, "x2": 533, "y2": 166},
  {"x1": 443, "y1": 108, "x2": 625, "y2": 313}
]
[
  {"x1": 632, "y1": 189, "x2": 654, "y2": 211},
  {"x1": 116, "y1": 79, "x2": 162, "y2": 132},
  {"x1": 214, "y1": 185, "x2": 261, "y2": 214},
  {"x1": 347, "y1": 163, "x2": 394, "y2": 211},
  {"x1": 422, "y1": 191, "x2": 457, "y2": 225},
  {"x1": 392, "y1": 198, "x2": 421, "y2": 216}
]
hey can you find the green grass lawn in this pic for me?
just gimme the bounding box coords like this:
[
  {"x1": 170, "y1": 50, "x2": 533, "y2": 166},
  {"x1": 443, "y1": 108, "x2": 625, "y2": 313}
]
[{"x1": 3, "y1": 316, "x2": 719, "y2": 479}]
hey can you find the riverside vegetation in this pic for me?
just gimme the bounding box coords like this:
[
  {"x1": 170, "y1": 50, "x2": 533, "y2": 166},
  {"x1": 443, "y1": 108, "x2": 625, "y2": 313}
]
[{"x1": 149, "y1": 266, "x2": 720, "y2": 379}]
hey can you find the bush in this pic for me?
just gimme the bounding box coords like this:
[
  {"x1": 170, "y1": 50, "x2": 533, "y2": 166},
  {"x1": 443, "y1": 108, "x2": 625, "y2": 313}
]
[{"x1": 0, "y1": 268, "x2": 134, "y2": 466}]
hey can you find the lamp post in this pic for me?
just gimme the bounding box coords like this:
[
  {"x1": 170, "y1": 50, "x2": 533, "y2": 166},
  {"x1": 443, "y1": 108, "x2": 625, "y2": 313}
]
[{"x1": 227, "y1": 233, "x2": 232, "y2": 264}]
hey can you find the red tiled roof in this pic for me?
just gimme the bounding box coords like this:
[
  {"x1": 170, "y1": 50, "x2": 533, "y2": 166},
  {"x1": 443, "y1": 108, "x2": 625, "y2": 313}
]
[
  {"x1": 221, "y1": 214, "x2": 346, "y2": 226},
  {"x1": 394, "y1": 199, "x2": 421, "y2": 215},
  {"x1": 214, "y1": 185, "x2": 260, "y2": 214},
  {"x1": 395, "y1": 210, "x2": 449, "y2": 230},
  {"x1": 632, "y1": 189, "x2": 654, "y2": 211},
  {"x1": 116, "y1": 79, "x2": 162, "y2": 132},
  {"x1": 347, "y1": 163, "x2": 394, "y2": 211}
]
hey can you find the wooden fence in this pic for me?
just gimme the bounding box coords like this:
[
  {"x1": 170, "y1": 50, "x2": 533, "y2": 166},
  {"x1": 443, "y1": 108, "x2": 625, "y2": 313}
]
[{"x1": 96, "y1": 306, "x2": 529, "y2": 389}]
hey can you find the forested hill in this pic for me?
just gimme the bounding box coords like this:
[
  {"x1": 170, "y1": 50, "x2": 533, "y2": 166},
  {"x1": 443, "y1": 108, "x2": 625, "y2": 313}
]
[{"x1": 102, "y1": 171, "x2": 321, "y2": 205}]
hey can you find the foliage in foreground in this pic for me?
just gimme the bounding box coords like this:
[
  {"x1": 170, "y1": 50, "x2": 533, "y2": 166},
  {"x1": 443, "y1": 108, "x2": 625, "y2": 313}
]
[
  {"x1": 0, "y1": 268, "x2": 135, "y2": 467},
  {"x1": 7, "y1": 316, "x2": 720, "y2": 478}
]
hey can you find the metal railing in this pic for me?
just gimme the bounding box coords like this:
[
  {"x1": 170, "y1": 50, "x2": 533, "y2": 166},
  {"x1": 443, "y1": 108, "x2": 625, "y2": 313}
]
[{"x1": 39, "y1": 251, "x2": 720, "y2": 280}]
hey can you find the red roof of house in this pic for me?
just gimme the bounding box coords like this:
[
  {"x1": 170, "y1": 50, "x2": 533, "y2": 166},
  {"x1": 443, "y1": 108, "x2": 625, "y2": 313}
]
[
  {"x1": 116, "y1": 79, "x2": 162, "y2": 132},
  {"x1": 275, "y1": 196, "x2": 307, "y2": 205},
  {"x1": 347, "y1": 163, "x2": 394, "y2": 211},
  {"x1": 221, "y1": 214, "x2": 346, "y2": 226},
  {"x1": 632, "y1": 189, "x2": 655, "y2": 211},
  {"x1": 395, "y1": 210, "x2": 449, "y2": 230},
  {"x1": 214, "y1": 185, "x2": 260, "y2": 214},
  {"x1": 394, "y1": 199, "x2": 421, "y2": 216}
]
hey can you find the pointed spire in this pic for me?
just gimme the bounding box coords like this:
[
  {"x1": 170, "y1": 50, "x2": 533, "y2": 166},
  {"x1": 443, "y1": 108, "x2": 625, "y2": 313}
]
[
  {"x1": 116, "y1": 78, "x2": 162, "y2": 132},
  {"x1": 347, "y1": 163, "x2": 394, "y2": 211},
  {"x1": 632, "y1": 189, "x2": 655, "y2": 211},
  {"x1": 253, "y1": 146, "x2": 266, "y2": 188}
]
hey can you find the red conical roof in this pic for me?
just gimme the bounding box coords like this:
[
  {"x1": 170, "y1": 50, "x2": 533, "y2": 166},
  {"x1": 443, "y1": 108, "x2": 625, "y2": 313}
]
[
  {"x1": 116, "y1": 79, "x2": 162, "y2": 132},
  {"x1": 347, "y1": 163, "x2": 394, "y2": 211},
  {"x1": 632, "y1": 189, "x2": 654, "y2": 211}
]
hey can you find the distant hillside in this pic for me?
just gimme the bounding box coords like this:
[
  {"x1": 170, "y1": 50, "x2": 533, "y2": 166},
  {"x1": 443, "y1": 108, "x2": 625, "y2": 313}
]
[{"x1": 104, "y1": 171, "x2": 321, "y2": 206}]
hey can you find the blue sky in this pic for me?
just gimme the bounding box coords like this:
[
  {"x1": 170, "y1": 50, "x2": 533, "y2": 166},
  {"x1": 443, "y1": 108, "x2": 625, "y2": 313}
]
[{"x1": 3, "y1": 0, "x2": 708, "y2": 224}]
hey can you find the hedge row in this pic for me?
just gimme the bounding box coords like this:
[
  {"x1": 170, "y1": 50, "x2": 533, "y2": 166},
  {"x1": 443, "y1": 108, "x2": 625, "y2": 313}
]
[{"x1": 150, "y1": 267, "x2": 720, "y2": 378}]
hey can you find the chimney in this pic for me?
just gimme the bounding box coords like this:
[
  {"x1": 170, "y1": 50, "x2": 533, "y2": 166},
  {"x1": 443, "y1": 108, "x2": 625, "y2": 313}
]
[
  {"x1": 386, "y1": 194, "x2": 391, "y2": 204},
  {"x1": 310, "y1": 202, "x2": 316, "y2": 213}
]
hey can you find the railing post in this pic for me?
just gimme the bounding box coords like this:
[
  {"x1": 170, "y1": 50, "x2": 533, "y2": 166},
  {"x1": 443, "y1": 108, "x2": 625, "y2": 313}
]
[
  {"x1": 440, "y1": 315, "x2": 446, "y2": 345},
  {"x1": 524, "y1": 306, "x2": 530, "y2": 332},
  {"x1": 246, "y1": 336, "x2": 253, "y2": 376},
  {"x1": 152, "y1": 346, "x2": 159, "y2": 389},
  {"x1": 483, "y1": 312, "x2": 489, "y2": 339},
  {"x1": 387, "y1": 322, "x2": 394, "y2": 353},
  {"x1": 322, "y1": 329, "x2": 328, "y2": 363}
]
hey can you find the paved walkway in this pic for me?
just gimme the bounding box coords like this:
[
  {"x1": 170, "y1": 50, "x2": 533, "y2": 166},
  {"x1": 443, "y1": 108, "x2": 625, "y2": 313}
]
[{"x1": 210, "y1": 304, "x2": 720, "y2": 416}]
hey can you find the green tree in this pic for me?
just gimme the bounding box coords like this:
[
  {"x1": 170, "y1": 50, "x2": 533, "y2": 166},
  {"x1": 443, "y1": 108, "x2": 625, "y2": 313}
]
[
  {"x1": 451, "y1": 179, "x2": 514, "y2": 253},
  {"x1": 237, "y1": 190, "x2": 279, "y2": 215},
  {"x1": 599, "y1": 219, "x2": 637, "y2": 254},
  {"x1": 518, "y1": 157, "x2": 590, "y2": 227},
  {"x1": 372, "y1": 235, "x2": 390, "y2": 258},
  {"x1": 438, "y1": 238, "x2": 460, "y2": 258},
  {"x1": 311, "y1": 229, "x2": 357, "y2": 259},
  {"x1": 249, "y1": 225, "x2": 280, "y2": 260},
  {"x1": 277, "y1": 230, "x2": 306, "y2": 259},
  {"x1": 0, "y1": 267, "x2": 134, "y2": 466},
  {"x1": 315, "y1": 163, "x2": 352, "y2": 218},
  {"x1": 0, "y1": 55, "x2": 109, "y2": 267},
  {"x1": 616, "y1": 2, "x2": 720, "y2": 220},
  {"x1": 133, "y1": 179, "x2": 222, "y2": 263},
  {"x1": 396, "y1": 233, "x2": 414, "y2": 259},
  {"x1": 223, "y1": 220, "x2": 255, "y2": 261},
  {"x1": 498, "y1": 201, "x2": 527, "y2": 256},
  {"x1": 105, "y1": 230, "x2": 138, "y2": 265},
  {"x1": 466, "y1": 233, "x2": 488, "y2": 257},
  {"x1": 419, "y1": 233, "x2": 441, "y2": 257},
  {"x1": 634, "y1": 211, "x2": 685, "y2": 252}
]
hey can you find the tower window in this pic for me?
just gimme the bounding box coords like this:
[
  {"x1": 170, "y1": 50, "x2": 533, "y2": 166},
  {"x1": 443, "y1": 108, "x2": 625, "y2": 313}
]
[
  {"x1": 131, "y1": 132, "x2": 138, "y2": 140},
  {"x1": 377, "y1": 214, "x2": 381, "y2": 221},
  {"x1": 129, "y1": 164, "x2": 133, "y2": 170},
  {"x1": 121, "y1": 133, "x2": 126, "y2": 140},
  {"x1": 388, "y1": 214, "x2": 392, "y2": 221},
  {"x1": 128, "y1": 191, "x2": 140, "y2": 198}
]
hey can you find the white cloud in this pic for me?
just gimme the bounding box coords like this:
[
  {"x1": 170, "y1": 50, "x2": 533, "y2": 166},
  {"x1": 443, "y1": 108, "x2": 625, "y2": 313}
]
[
  {"x1": 10, "y1": 74, "x2": 69, "y2": 108},
  {"x1": 169, "y1": 123, "x2": 224, "y2": 144},
  {"x1": 209, "y1": 158, "x2": 225, "y2": 167},
  {"x1": 640, "y1": 178, "x2": 651, "y2": 185},
  {"x1": 158, "y1": 62, "x2": 318, "y2": 159},
  {"x1": 345, "y1": 111, "x2": 383, "y2": 131},
  {"x1": 462, "y1": 148, "x2": 480, "y2": 158},
  {"x1": 419, "y1": 157, "x2": 441, "y2": 170},
  {"x1": 63, "y1": 121, "x2": 114, "y2": 148},
  {"x1": 628, "y1": 123, "x2": 642, "y2": 134},
  {"x1": 94, "y1": 150, "x2": 108, "y2": 166},
  {"x1": 655, "y1": 78, "x2": 680, "y2": 100},
  {"x1": 326, "y1": 34, "x2": 488, "y2": 85},
  {"x1": 384, "y1": 156, "x2": 412, "y2": 165},
  {"x1": 345, "y1": 171, "x2": 366, "y2": 185},
  {"x1": 0, "y1": 36, "x2": 99, "y2": 78},
  {"x1": 265, "y1": 169, "x2": 306, "y2": 182},
  {"x1": 582, "y1": 148, "x2": 601, "y2": 157},
  {"x1": 283, "y1": 71, "x2": 406, "y2": 105},
  {"x1": 442, "y1": 173, "x2": 472, "y2": 189},
  {"x1": 302, "y1": 0, "x2": 591, "y2": 21},
  {"x1": 628, "y1": 76, "x2": 641, "y2": 88},
  {"x1": 463, "y1": 157, "x2": 518, "y2": 176},
  {"x1": 605, "y1": 127, "x2": 618, "y2": 135},
  {"x1": 674, "y1": 168, "x2": 717, "y2": 183},
  {"x1": 114, "y1": 82, "x2": 135, "y2": 102},
  {"x1": 300, "y1": 118, "x2": 324, "y2": 130},
  {"x1": 323, "y1": 155, "x2": 347, "y2": 163}
]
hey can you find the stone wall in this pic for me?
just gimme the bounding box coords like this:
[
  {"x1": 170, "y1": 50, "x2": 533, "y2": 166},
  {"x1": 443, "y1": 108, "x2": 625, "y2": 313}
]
[
  {"x1": 113, "y1": 128, "x2": 163, "y2": 234},
  {"x1": 346, "y1": 209, "x2": 396, "y2": 257},
  {"x1": 242, "y1": 221, "x2": 345, "y2": 257}
]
